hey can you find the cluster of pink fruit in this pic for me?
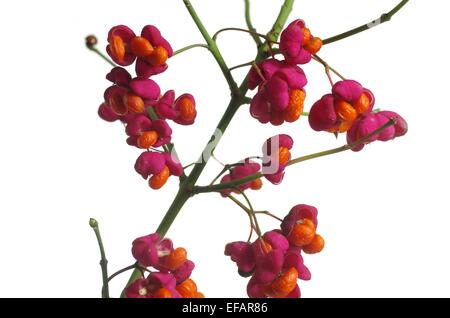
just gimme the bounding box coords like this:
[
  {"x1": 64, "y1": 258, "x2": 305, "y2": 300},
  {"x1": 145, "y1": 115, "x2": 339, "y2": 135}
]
[
  {"x1": 94, "y1": 14, "x2": 408, "y2": 298},
  {"x1": 126, "y1": 233, "x2": 203, "y2": 298},
  {"x1": 226, "y1": 204, "x2": 324, "y2": 298},
  {"x1": 98, "y1": 25, "x2": 197, "y2": 190}
]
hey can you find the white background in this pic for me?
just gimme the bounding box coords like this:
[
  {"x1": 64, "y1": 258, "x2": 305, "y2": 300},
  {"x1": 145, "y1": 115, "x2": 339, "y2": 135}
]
[{"x1": 1, "y1": 0, "x2": 449, "y2": 298}]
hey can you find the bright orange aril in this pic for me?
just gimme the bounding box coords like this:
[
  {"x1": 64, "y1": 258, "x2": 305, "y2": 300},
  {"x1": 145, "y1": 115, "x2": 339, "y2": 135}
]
[
  {"x1": 266, "y1": 267, "x2": 298, "y2": 298},
  {"x1": 251, "y1": 178, "x2": 263, "y2": 190},
  {"x1": 304, "y1": 37, "x2": 323, "y2": 54},
  {"x1": 278, "y1": 147, "x2": 291, "y2": 166},
  {"x1": 303, "y1": 218, "x2": 316, "y2": 229},
  {"x1": 164, "y1": 247, "x2": 187, "y2": 271},
  {"x1": 130, "y1": 36, "x2": 154, "y2": 57},
  {"x1": 123, "y1": 92, "x2": 145, "y2": 114},
  {"x1": 110, "y1": 35, "x2": 126, "y2": 62},
  {"x1": 260, "y1": 239, "x2": 273, "y2": 254},
  {"x1": 284, "y1": 89, "x2": 305, "y2": 123},
  {"x1": 301, "y1": 28, "x2": 312, "y2": 45},
  {"x1": 195, "y1": 292, "x2": 205, "y2": 298},
  {"x1": 303, "y1": 234, "x2": 325, "y2": 254},
  {"x1": 137, "y1": 131, "x2": 159, "y2": 149},
  {"x1": 178, "y1": 97, "x2": 196, "y2": 121},
  {"x1": 176, "y1": 279, "x2": 198, "y2": 298},
  {"x1": 354, "y1": 93, "x2": 371, "y2": 114},
  {"x1": 153, "y1": 287, "x2": 173, "y2": 298},
  {"x1": 326, "y1": 125, "x2": 339, "y2": 134},
  {"x1": 338, "y1": 120, "x2": 354, "y2": 133},
  {"x1": 336, "y1": 99, "x2": 358, "y2": 122},
  {"x1": 149, "y1": 165, "x2": 170, "y2": 190},
  {"x1": 145, "y1": 46, "x2": 169, "y2": 66},
  {"x1": 288, "y1": 219, "x2": 316, "y2": 247}
]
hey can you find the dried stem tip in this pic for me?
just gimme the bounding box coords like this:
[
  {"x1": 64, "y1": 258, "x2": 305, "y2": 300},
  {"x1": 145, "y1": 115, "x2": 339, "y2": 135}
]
[{"x1": 85, "y1": 35, "x2": 98, "y2": 49}]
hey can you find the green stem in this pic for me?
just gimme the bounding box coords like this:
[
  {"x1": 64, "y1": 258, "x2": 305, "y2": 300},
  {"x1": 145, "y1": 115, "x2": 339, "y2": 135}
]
[
  {"x1": 123, "y1": 0, "x2": 295, "y2": 296},
  {"x1": 88, "y1": 47, "x2": 116, "y2": 67},
  {"x1": 322, "y1": 0, "x2": 410, "y2": 45},
  {"x1": 183, "y1": 0, "x2": 239, "y2": 95},
  {"x1": 245, "y1": 0, "x2": 263, "y2": 46},
  {"x1": 89, "y1": 218, "x2": 109, "y2": 298},
  {"x1": 183, "y1": 162, "x2": 197, "y2": 170},
  {"x1": 193, "y1": 118, "x2": 397, "y2": 193},
  {"x1": 266, "y1": 0, "x2": 294, "y2": 47},
  {"x1": 226, "y1": 194, "x2": 255, "y2": 242},
  {"x1": 238, "y1": 189, "x2": 262, "y2": 238},
  {"x1": 174, "y1": 43, "x2": 210, "y2": 56}
]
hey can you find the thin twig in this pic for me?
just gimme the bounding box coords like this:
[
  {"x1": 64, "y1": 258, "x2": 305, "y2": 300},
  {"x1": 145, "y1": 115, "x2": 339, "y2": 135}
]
[
  {"x1": 89, "y1": 218, "x2": 109, "y2": 298},
  {"x1": 323, "y1": 0, "x2": 410, "y2": 45},
  {"x1": 254, "y1": 210, "x2": 283, "y2": 222},
  {"x1": 87, "y1": 46, "x2": 116, "y2": 67},
  {"x1": 108, "y1": 264, "x2": 137, "y2": 282},
  {"x1": 174, "y1": 43, "x2": 210, "y2": 56},
  {"x1": 313, "y1": 55, "x2": 346, "y2": 81},
  {"x1": 193, "y1": 118, "x2": 397, "y2": 194},
  {"x1": 226, "y1": 194, "x2": 256, "y2": 242},
  {"x1": 213, "y1": 27, "x2": 268, "y2": 42},
  {"x1": 229, "y1": 61, "x2": 254, "y2": 71}
]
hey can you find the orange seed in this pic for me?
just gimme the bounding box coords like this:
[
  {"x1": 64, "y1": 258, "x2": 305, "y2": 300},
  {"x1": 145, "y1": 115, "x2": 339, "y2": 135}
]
[
  {"x1": 353, "y1": 93, "x2": 371, "y2": 114},
  {"x1": 335, "y1": 99, "x2": 358, "y2": 122},
  {"x1": 260, "y1": 239, "x2": 273, "y2": 254},
  {"x1": 178, "y1": 97, "x2": 196, "y2": 121},
  {"x1": 110, "y1": 35, "x2": 126, "y2": 62},
  {"x1": 146, "y1": 46, "x2": 169, "y2": 67},
  {"x1": 278, "y1": 147, "x2": 291, "y2": 166},
  {"x1": 130, "y1": 36, "x2": 154, "y2": 57},
  {"x1": 267, "y1": 267, "x2": 298, "y2": 298},
  {"x1": 176, "y1": 279, "x2": 198, "y2": 298},
  {"x1": 251, "y1": 178, "x2": 263, "y2": 190},
  {"x1": 164, "y1": 247, "x2": 187, "y2": 271},
  {"x1": 137, "y1": 131, "x2": 159, "y2": 149},
  {"x1": 284, "y1": 89, "x2": 305, "y2": 123},
  {"x1": 153, "y1": 287, "x2": 173, "y2": 298},
  {"x1": 303, "y1": 234, "x2": 325, "y2": 254},
  {"x1": 301, "y1": 28, "x2": 312, "y2": 45},
  {"x1": 149, "y1": 165, "x2": 170, "y2": 190},
  {"x1": 304, "y1": 37, "x2": 323, "y2": 54},
  {"x1": 123, "y1": 92, "x2": 145, "y2": 114},
  {"x1": 288, "y1": 219, "x2": 316, "y2": 247},
  {"x1": 338, "y1": 120, "x2": 354, "y2": 133}
]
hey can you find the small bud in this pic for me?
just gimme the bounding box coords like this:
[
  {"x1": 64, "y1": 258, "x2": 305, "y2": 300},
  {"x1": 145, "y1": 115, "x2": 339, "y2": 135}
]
[
  {"x1": 89, "y1": 218, "x2": 98, "y2": 228},
  {"x1": 85, "y1": 35, "x2": 98, "y2": 49}
]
